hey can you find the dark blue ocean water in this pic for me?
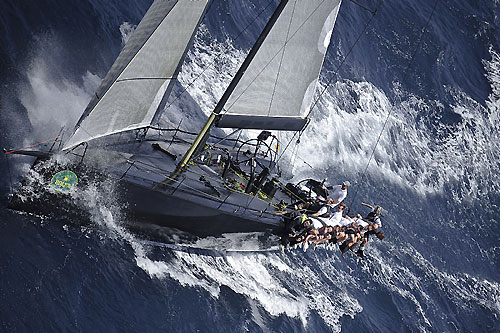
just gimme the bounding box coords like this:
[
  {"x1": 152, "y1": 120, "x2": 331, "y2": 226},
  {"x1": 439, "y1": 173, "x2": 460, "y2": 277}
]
[{"x1": 1, "y1": 0, "x2": 500, "y2": 331}]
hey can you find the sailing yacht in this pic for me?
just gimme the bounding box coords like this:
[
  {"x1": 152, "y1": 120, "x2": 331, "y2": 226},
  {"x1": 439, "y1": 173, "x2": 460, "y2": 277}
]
[{"x1": 8, "y1": 0, "x2": 342, "y2": 238}]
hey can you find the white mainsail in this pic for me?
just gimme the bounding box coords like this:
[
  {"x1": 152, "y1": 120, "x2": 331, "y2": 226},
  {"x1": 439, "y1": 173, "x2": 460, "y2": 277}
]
[
  {"x1": 216, "y1": 0, "x2": 342, "y2": 131},
  {"x1": 64, "y1": 0, "x2": 209, "y2": 150}
]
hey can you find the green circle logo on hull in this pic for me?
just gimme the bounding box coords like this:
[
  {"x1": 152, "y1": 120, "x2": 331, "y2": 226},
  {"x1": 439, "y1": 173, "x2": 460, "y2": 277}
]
[{"x1": 50, "y1": 170, "x2": 78, "y2": 192}]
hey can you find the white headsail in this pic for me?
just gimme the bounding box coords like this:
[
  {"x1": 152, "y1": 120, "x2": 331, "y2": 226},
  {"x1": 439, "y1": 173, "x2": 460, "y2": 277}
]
[
  {"x1": 216, "y1": 0, "x2": 342, "y2": 131},
  {"x1": 64, "y1": 0, "x2": 209, "y2": 150}
]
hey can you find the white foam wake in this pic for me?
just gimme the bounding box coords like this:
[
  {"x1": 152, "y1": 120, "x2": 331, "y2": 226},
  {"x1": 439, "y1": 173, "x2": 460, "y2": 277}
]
[
  {"x1": 290, "y1": 46, "x2": 500, "y2": 201},
  {"x1": 134, "y1": 246, "x2": 362, "y2": 331}
]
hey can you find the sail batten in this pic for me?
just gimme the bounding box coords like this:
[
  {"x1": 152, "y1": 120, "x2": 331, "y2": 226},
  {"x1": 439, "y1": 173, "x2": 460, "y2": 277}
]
[
  {"x1": 64, "y1": 0, "x2": 209, "y2": 150},
  {"x1": 216, "y1": 114, "x2": 307, "y2": 131},
  {"x1": 116, "y1": 77, "x2": 175, "y2": 82},
  {"x1": 216, "y1": 0, "x2": 342, "y2": 131}
]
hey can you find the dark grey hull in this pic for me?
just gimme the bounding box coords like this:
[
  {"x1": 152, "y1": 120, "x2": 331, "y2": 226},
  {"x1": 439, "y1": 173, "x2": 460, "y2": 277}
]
[
  {"x1": 121, "y1": 179, "x2": 284, "y2": 237},
  {"x1": 8, "y1": 175, "x2": 285, "y2": 239},
  {"x1": 7, "y1": 133, "x2": 290, "y2": 241}
]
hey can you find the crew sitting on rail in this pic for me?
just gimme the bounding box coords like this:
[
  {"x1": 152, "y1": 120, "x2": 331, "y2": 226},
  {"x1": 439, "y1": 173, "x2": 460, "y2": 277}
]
[
  {"x1": 351, "y1": 202, "x2": 384, "y2": 257},
  {"x1": 299, "y1": 225, "x2": 335, "y2": 251},
  {"x1": 354, "y1": 224, "x2": 384, "y2": 258},
  {"x1": 289, "y1": 205, "x2": 348, "y2": 250},
  {"x1": 294, "y1": 203, "x2": 346, "y2": 238},
  {"x1": 309, "y1": 198, "x2": 334, "y2": 217},
  {"x1": 281, "y1": 199, "x2": 349, "y2": 251},
  {"x1": 280, "y1": 214, "x2": 314, "y2": 249},
  {"x1": 338, "y1": 209, "x2": 384, "y2": 256},
  {"x1": 338, "y1": 222, "x2": 365, "y2": 255},
  {"x1": 282, "y1": 202, "x2": 385, "y2": 256}
]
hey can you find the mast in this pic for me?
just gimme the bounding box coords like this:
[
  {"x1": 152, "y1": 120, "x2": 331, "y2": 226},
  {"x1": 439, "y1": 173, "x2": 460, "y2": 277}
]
[{"x1": 176, "y1": 0, "x2": 289, "y2": 170}]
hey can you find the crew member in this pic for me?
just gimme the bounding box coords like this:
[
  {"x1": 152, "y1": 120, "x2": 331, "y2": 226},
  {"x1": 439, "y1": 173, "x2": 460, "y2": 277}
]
[
  {"x1": 361, "y1": 202, "x2": 382, "y2": 225},
  {"x1": 328, "y1": 181, "x2": 350, "y2": 207},
  {"x1": 356, "y1": 227, "x2": 384, "y2": 258},
  {"x1": 311, "y1": 198, "x2": 335, "y2": 218}
]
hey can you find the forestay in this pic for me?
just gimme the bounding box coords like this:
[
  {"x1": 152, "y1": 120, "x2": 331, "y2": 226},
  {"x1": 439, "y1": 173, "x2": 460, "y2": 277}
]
[
  {"x1": 216, "y1": 0, "x2": 342, "y2": 131},
  {"x1": 64, "y1": 0, "x2": 209, "y2": 150}
]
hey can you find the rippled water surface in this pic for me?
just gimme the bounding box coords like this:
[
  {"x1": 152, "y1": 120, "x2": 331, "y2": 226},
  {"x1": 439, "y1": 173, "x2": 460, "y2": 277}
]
[{"x1": 1, "y1": 0, "x2": 499, "y2": 331}]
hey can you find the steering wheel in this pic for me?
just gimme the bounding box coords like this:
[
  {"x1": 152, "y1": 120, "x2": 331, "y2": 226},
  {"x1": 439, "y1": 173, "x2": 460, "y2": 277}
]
[{"x1": 234, "y1": 138, "x2": 277, "y2": 171}]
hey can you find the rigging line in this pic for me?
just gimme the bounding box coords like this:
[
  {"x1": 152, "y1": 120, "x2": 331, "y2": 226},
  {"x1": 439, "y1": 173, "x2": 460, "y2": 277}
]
[
  {"x1": 304, "y1": 0, "x2": 383, "y2": 122},
  {"x1": 275, "y1": 130, "x2": 299, "y2": 166},
  {"x1": 73, "y1": 124, "x2": 99, "y2": 145},
  {"x1": 271, "y1": 109, "x2": 307, "y2": 168},
  {"x1": 116, "y1": 77, "x2": 174, "y2": 82},
  {"x1": 348, "y1": 0, "x2": 377, "y2": 14},
  {"x1": 207, "y1": 128, "x2": 241, "y2": 148},
  {"x1": 289, "y1": 138, "x2": 300, "y2": 172},
  {"x1": 347, "y1": 0, "x2": 439, "y2": 213},
  {"x1": 291, "y1": 131, "x2": 314, "y2": 169},
  {"x1": 49, "y1": 127, "x2": 65, "y2": 152},
  {"x1": 232, "y1": 130, "x2": 243, "y2": 149},
  {"x1": 272, "y1": 127, "x2": 310, "y2": 169},
  {"x1": 267, "y1": 0, "x2": 297, "y2": 117},
  {"x1": 162, "y1": 0, "x2": 277, "y2": 112},
  {"x1": 4, "y1": 136, "x2": 60, "y2": 154},
  {"x1": 260, "y1": 119, "x2": 301, "y2": 166}
]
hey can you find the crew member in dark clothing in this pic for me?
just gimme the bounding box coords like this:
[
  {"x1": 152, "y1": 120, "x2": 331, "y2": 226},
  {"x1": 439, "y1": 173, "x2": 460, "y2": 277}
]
[
  {"x1": 355, "y1": 225, "x2": 384, "y2": 258},
  {"x1": 280, "y1": 214, "x2": 314, "y2": 251},
  {"x1": 339, "y1": 225, "x2": 364, "y2": 255},
  {"x1": 289, "y1": 198, "x2": 324, "y2": 215},
  {"x1": 361, "y1": 202, "x2": 382, "y2": 223}
]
